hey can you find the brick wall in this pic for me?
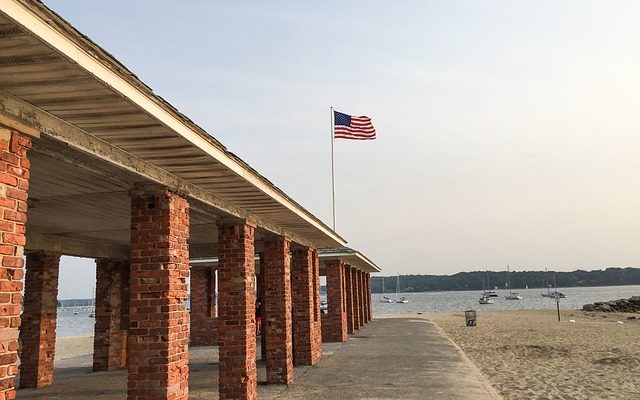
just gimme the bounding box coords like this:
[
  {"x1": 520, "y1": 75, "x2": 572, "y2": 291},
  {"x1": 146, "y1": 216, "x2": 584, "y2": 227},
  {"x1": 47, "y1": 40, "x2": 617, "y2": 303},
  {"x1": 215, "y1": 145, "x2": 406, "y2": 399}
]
[
  {"x1": 128, "y1": 189, "x2": 190, "y2": 400},
  {"x1": 0, "y1": 129, "x2": 31, "y2": 398},
  {"x1": 291, "y1": 246, "x2": 322, "y2": 366},
  {"x1": 190, "y1": 267, "x2": 218, "y2": 346},
  {"x1": 217, "y1": 221, "x2": 257, "y2": 400},
  {"x1": 19, "y1": 252, "x2": 60, "y2": 389},
  {"x1": 93, "y1": 259, "x2": 129, "y2": 371}
]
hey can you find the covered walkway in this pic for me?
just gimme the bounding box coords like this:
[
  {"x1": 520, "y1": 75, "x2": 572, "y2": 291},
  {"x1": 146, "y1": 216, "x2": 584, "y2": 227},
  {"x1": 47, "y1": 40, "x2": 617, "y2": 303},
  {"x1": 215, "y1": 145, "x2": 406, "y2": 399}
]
[
  {"x1": 18, "y1": 316, "x2": 501, "y2": 400},
  {"x1": 0, "y1": 1, "x2": 379, "y2": 399}
]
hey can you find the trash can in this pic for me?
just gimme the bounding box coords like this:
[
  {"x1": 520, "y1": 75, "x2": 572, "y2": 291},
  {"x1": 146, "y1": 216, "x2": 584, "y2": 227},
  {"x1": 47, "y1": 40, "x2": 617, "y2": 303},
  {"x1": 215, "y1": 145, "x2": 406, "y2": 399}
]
[{"x1": 465, "y1": 310, "x2": 476, "y2": 327}]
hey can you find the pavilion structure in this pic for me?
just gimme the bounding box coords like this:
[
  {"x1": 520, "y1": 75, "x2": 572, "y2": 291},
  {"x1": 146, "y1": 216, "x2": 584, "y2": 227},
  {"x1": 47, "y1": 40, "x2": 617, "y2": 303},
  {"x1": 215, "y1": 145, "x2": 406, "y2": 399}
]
[{"x1": 0, "y1": 1, "x2": 380, "y2": 399}]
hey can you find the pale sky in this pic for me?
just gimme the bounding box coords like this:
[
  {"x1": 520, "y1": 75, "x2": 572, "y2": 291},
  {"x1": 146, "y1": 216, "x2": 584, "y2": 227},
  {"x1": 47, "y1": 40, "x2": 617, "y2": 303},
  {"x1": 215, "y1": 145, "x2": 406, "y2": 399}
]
[{"x1": 42, "y1": 1, "x2": 640, "y2": 298}]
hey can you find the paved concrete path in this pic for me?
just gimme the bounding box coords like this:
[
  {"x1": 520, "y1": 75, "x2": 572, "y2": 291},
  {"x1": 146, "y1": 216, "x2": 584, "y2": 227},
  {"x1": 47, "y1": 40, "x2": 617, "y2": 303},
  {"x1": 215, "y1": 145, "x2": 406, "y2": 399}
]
[
  {"x1": 18, "y1": 316, "x2": 500, "y2": 399},
  {"x1": 260, "y1": 316, "x2": 501, "y2": 400}
]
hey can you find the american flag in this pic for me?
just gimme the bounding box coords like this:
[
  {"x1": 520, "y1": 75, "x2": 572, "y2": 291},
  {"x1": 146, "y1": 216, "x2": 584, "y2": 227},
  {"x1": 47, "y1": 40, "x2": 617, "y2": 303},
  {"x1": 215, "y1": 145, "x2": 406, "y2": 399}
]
[{"x1": 333, "y1": 110, "x2": 376, "y2": 140}]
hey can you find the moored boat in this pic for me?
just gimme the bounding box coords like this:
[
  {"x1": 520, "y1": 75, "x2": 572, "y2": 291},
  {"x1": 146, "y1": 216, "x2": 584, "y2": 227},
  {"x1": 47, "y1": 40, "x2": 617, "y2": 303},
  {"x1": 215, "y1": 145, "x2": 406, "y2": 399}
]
[
  {"x1": 505, "y1": 265, "x2": 522, "y2": 300},
  {"x1": 479, "y1": 294, "x2": 493, "y2": 304}
]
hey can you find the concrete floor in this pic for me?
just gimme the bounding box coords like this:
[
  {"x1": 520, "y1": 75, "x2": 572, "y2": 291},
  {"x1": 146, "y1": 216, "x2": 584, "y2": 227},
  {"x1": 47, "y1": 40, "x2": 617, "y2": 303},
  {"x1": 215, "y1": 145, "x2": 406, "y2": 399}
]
[{"x1": 18, "y1": 316, "x2": 501, "y2": 399}]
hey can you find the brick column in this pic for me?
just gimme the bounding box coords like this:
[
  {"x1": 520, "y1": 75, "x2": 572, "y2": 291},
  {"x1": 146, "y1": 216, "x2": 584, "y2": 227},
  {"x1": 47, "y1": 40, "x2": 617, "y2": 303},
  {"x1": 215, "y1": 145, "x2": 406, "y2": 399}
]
[
  {"x1": 0, "y1": 129, "x2": 31, "y2": 397},
  {"x1": 367, "y1": 273, "x2": 373, "y2": 321},
  {"x1": 257, "y1": 253, "x2": 266, "y2": 362},
  {"x1": 311, "y1": 250, "x2": 322, "y2": 353},
  {"x1": 353, "y1": 268, "x2": 361, "y2": 330},
  {"x1": 128, "y1": 189, "x2": 190, "y2": 400},
  {"x1": 19, "y1": 252, "x2": 60, "y2": 388},
  {"x1": 344, "y1": 266, "x2": 355, "y2": 334},
  {"x1": 262, "y1": 237, "x2": 293, "y2": 384},
  {"x1": 362, "y1": 272, "x2": 369, "y2": 323},
  {"x1": 291, "y1": 246, "x2": 322, "y2": 366},
  {"x1": 218, "y1": 221, "x2": 257, "y2": 400},
  {"x1": 323, "y1": 260, "x2": 347, "y2": 342},
  {"x1": 190, "y1": 267, "x2": 217, "y2": 346},
  {"x1": 358, "y1": 270, "x2": 365, "y2": 327},
  {"x1": 93, "y1": 259, "x2": 129, "y2": 371}
]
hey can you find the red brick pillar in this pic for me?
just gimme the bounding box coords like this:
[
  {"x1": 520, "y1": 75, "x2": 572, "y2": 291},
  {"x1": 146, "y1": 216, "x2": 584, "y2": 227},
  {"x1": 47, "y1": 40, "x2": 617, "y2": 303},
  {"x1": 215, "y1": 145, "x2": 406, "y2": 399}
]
[
  {"x1": 128, "y1": 189, "x2": 190, "y2": 400},
  {"x1": 344, "y1": 266, "x2": 355, "y2": 334},
  {"x1": 262, "y1": 237, "x2": 293, "y2": 384},
  {"x1": 311, "y1": 250, "x2": 322, "y2": 353},
  {"x1": 358, "y1": 270, "x2": 365, "y2": 327},
  {"x1": 353, "y1": 268, "x2": 361, "y2": 330},
  {"x1": 218, "y1": 221, "x2": 257, "y2": 400},
  {"x1": 190, "y1": 267, "x2": 217, "y2": 346},
  {"x1": 0, "y1": 129, "x2": 31, "y2": 397},
  {"x1": 362, "y1": 272, "x2": 369, "y2": 323},
  {"x1": 93, "y1": 259, "x2": 129, "y2": 371},
  {"x1": 257, "y1": 253, "x2": 266, "y2": 362},
  {"x1": 291, "y1": 246, "x2": 322, "y2": 366},
  {"x1": 19, "y1": 252, "x2": 60, "y2": 389},
  {"x1": 367, "y1": 273, "x2": 373, "y2": 321},
  {"x1": 323, "y1": 261, "x2": 347, "y2": 342}
]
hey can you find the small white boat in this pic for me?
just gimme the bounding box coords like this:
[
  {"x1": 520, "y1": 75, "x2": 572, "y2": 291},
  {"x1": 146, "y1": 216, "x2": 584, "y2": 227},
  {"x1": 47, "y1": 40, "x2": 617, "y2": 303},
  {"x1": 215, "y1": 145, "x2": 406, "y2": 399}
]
[
  {"x1": 479, "y1": 295, "x2": 493, "y2": 304},
  {"x1": 541, "y1": 290, "x2": 566, "y2": 298},
  {"x1": 505, "y1": 292, "x2": 523, "y2": 300},
  {"x1": 381, "y1": 296, "x2": 393, "y2": 304},
  {"x1": 380, "y1": 277, "x2": 394, "y2": 303},
  {"x1": 396, "y1": 296, "x2": 408, "y2": 304}
]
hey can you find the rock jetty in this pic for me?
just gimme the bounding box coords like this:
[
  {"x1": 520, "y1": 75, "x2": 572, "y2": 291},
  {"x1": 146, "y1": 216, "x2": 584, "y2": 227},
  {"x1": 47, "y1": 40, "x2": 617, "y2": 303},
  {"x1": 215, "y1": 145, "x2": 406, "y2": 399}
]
[{"x1": 582, "y1": 296, "x2": 640, "y2": 312}]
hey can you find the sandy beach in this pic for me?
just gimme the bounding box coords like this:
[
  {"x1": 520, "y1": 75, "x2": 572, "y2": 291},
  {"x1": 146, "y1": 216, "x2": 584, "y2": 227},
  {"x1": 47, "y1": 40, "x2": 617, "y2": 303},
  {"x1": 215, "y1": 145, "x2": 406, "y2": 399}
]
[
  {"x1": 55, "y1": 336, "x2": 93, "y2": 361},
  {"x1": 427, "y1": 309, "x2": 640, "y2": 399}
]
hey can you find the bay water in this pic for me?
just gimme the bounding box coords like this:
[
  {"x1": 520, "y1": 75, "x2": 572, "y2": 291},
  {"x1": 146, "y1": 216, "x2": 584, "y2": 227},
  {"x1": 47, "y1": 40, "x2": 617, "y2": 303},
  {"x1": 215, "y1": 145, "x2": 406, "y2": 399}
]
[{"x1": 56, "y1": 285, "x2": 640, "y2": 337}]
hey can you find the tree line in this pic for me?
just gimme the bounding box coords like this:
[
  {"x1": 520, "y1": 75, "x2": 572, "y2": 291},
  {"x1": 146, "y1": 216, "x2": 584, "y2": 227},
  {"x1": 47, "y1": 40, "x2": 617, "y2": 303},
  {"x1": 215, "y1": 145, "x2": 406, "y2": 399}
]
[{"x1": 372, "y1": 267, "x2": 640, "y2": 293}]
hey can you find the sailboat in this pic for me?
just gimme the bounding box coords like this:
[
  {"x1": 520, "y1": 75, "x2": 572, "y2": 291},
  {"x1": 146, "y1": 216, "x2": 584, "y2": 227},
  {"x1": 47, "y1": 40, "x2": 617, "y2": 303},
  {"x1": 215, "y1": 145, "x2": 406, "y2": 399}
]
[
  {"x1": 380, "y1": 276, "x2": 393, "y2": 303},
  {"x1": 88, "y1": 287, "x2": 96, "y2": 318},
  {"x1": 504, "y1": 265, "x2": 523, "y2": 300},
  {"x1": 395, "y1": 274, "x2": 408, "y2": 304},
  {"x1": 479, "y1": 273, "x2": 494, "y2": 304},
  {"x1": 541, "y1": 269, "x2": 566, "y2": 298},
  {"x1": 479, "y1": 294, "x2": 493, "y2": 304},
  {"x1": 482, "y1": 270, "x2": 499, "y2": 297}
]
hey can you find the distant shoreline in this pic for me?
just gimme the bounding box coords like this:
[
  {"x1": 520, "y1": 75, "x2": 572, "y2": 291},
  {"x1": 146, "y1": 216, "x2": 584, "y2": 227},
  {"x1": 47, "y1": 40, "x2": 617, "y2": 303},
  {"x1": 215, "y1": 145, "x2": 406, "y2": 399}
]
[{"x1": 372, "y1": 271, "x2": 640, "y2": 293}]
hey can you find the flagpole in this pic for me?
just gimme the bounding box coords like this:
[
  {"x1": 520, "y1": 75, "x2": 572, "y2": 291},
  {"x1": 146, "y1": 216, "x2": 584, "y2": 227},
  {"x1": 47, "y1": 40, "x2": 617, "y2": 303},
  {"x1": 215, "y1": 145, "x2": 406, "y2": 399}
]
[{"x1": 330, "y1": 106, "x2": 336, "y2": 230}]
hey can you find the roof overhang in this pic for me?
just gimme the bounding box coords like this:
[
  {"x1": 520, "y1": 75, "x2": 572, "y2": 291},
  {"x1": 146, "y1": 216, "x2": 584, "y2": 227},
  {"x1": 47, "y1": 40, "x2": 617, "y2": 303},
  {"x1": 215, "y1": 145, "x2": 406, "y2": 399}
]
[
  {"x1": 319, "y1": 248, "x2": 381, "y2": 273},
  {"x1": 0, "y1": 0, "x2": 346, "y2": 250}
]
